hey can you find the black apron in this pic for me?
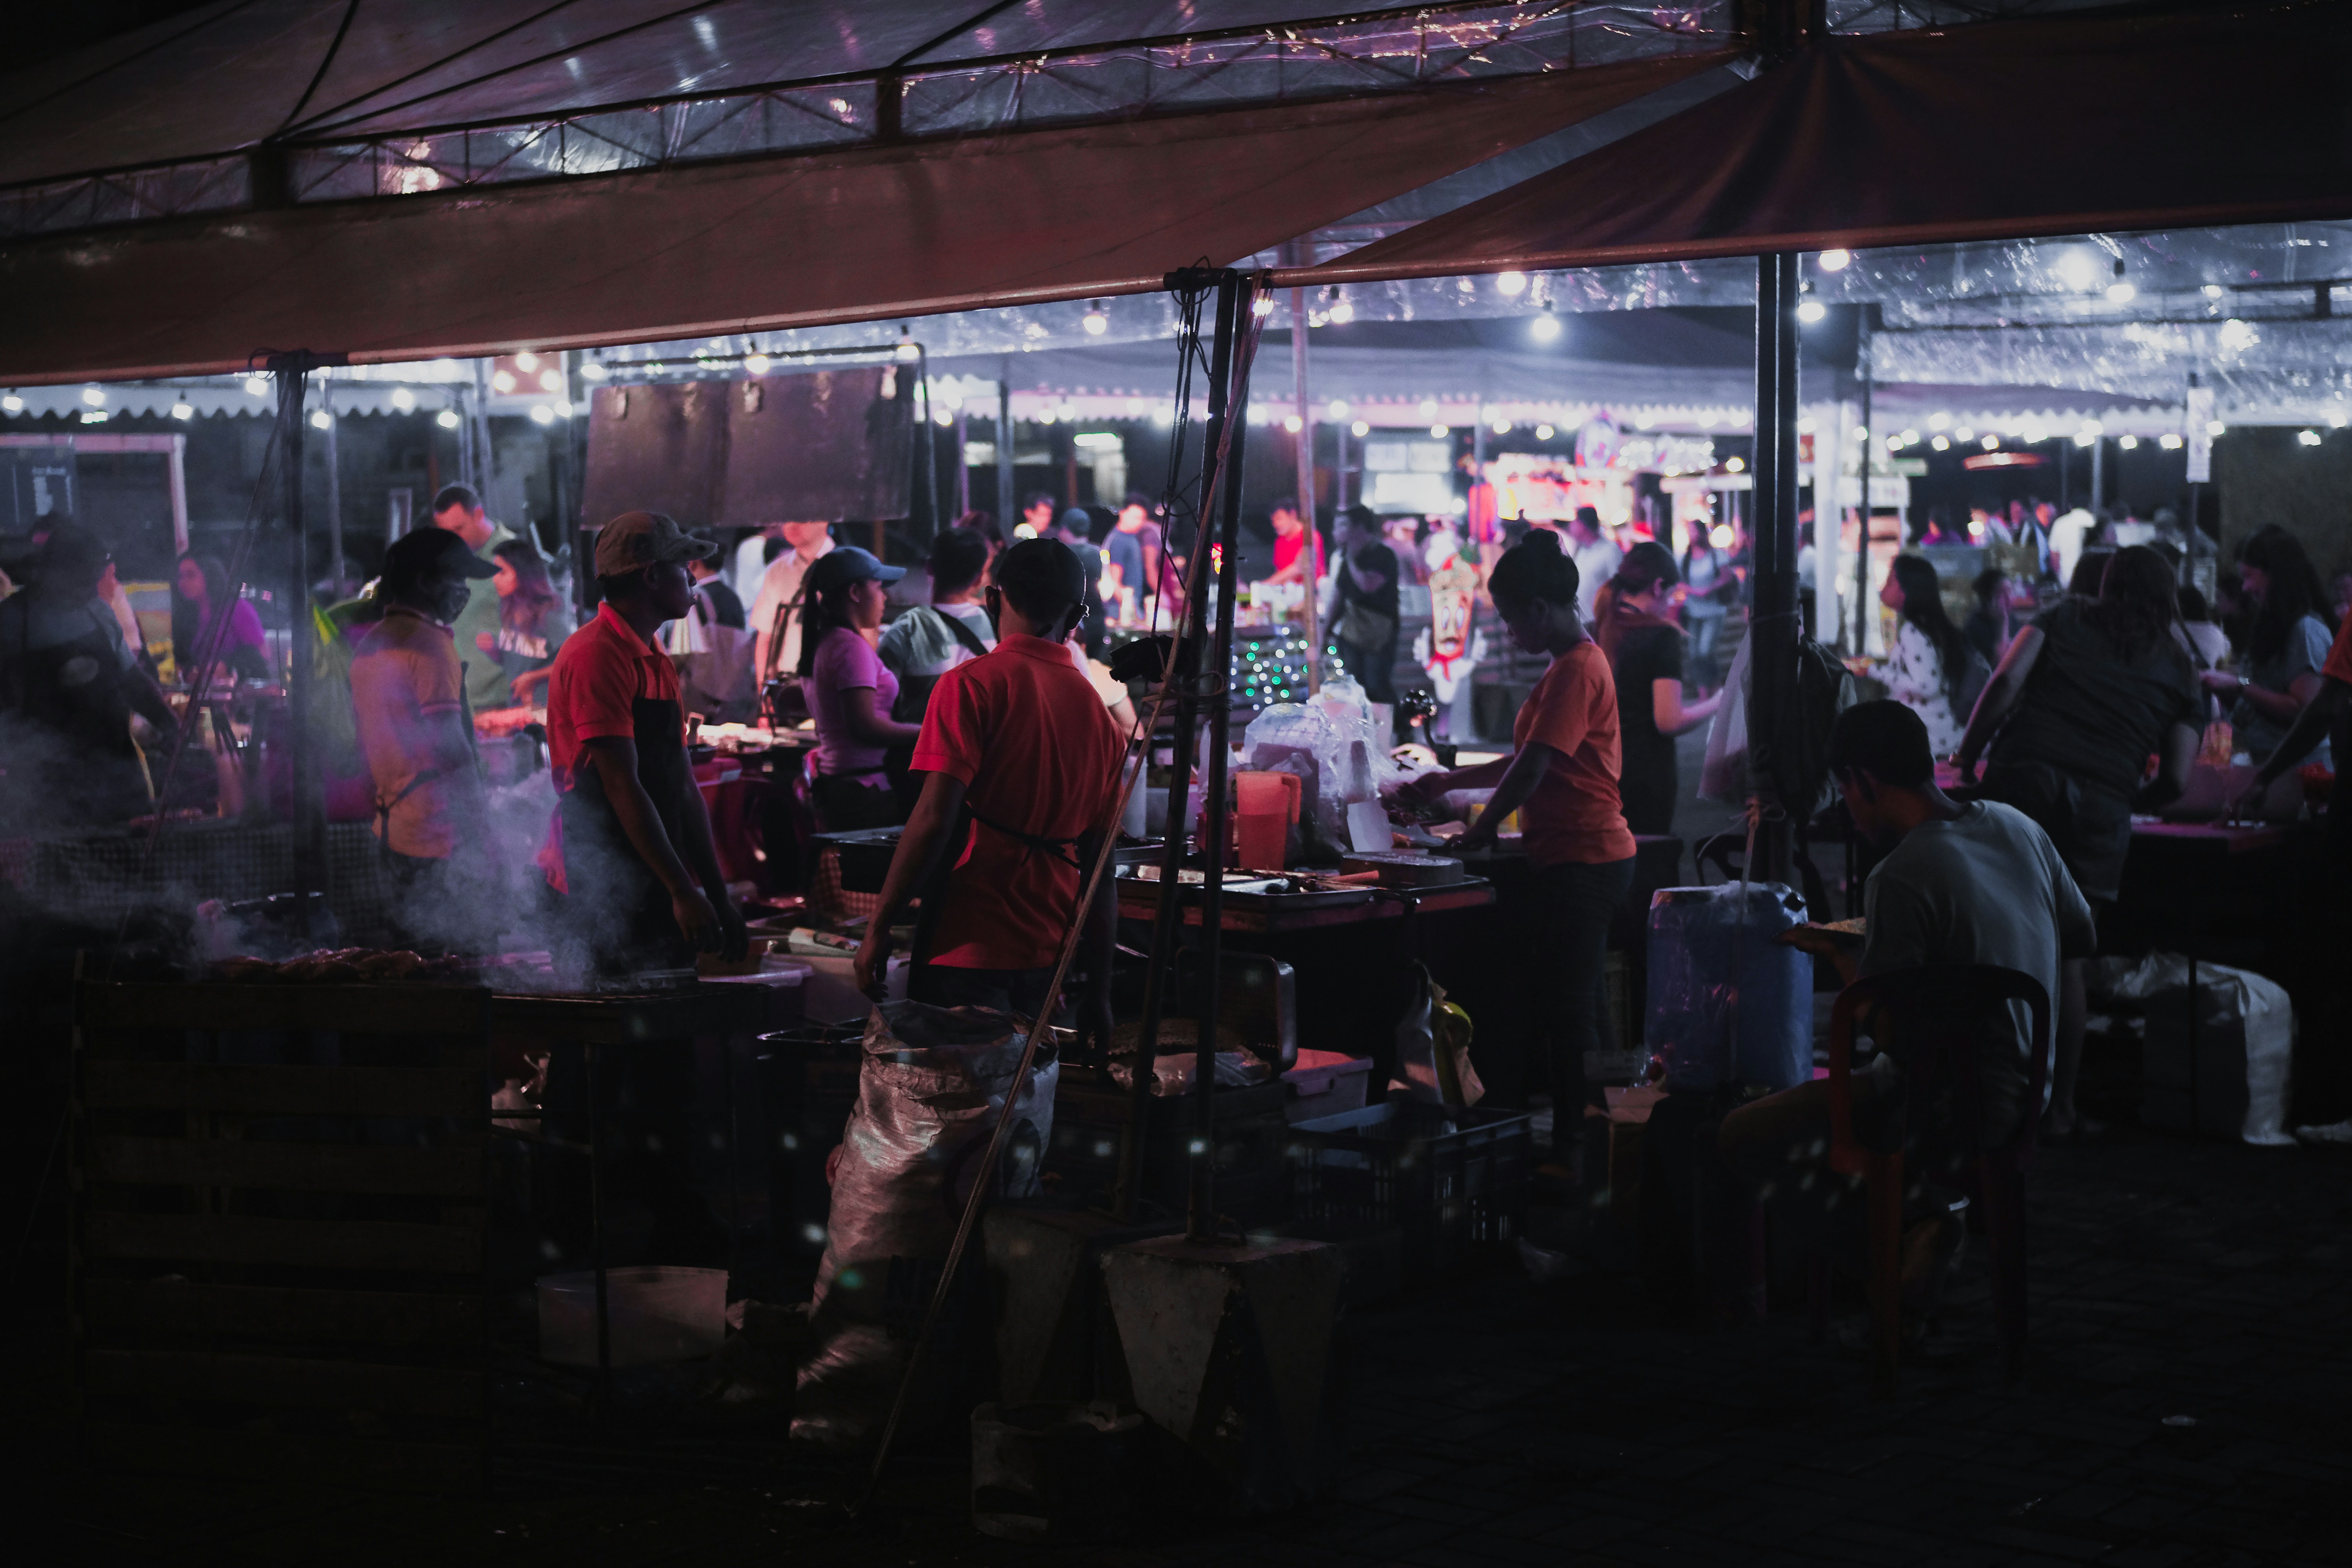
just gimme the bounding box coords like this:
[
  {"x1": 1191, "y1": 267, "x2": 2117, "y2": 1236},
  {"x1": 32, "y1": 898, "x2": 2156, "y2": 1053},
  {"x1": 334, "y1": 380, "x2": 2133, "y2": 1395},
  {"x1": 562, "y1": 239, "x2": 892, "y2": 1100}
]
[
  {"x1": 558, "y1": 688, "x2": 696, "y2": 976},
  {"x1": 4, "y1": 603, "x2": 148, "y2": 825}
]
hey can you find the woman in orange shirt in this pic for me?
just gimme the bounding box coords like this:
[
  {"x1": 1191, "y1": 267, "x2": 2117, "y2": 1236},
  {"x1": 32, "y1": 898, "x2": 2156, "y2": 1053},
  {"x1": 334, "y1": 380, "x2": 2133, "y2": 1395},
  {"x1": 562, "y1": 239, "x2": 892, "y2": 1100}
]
[{"x1": 1399, "y1": 529, "x2": 1636, "y2": 1165}]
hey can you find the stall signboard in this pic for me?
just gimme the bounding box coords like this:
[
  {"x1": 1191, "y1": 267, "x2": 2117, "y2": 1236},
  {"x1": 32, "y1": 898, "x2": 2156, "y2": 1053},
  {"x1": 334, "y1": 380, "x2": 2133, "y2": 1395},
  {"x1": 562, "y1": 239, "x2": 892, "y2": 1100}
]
[
  {"x1": 0, "y1": 444, "x2": 73, "y2": 535},
  {"x1": 2185, "y1": 385, "x2": 2215, "y2": 484},
  {"x1": 1364, "y1": 438, "x2": 1457, "y2": 515}
]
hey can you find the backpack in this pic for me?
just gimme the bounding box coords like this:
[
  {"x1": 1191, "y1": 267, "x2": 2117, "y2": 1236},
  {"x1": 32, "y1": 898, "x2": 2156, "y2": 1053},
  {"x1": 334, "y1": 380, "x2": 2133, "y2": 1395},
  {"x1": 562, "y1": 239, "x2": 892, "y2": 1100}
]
[{"x1": 889, "y1": 606, "x2": 993, "y2": 724}]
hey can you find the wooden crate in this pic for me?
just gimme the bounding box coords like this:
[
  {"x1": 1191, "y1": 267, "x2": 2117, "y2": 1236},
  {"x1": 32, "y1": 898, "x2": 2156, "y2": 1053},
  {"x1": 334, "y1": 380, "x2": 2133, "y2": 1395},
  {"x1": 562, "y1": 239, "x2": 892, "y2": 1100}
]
[{"x1": 72, "y1": 982, "x2": 494, "y2": 1493}]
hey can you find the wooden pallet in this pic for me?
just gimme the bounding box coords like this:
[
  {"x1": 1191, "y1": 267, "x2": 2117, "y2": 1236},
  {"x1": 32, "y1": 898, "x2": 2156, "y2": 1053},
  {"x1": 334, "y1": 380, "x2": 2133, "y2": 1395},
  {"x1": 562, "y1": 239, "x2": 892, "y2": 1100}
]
[{"x1": 71, "y1": 982, "x2": 494, "y2": 1493}]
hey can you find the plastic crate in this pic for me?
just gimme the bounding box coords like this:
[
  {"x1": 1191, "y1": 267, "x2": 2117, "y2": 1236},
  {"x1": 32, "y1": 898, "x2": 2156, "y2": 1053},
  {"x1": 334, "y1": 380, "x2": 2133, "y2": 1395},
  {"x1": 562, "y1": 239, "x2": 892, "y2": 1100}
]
[
  {"x1": 1045, "y1": 1077, "x2": 1292, "y2": 1226},
  {"x1": 1286, "y1": 1100, "x2": 1534, "y2": 1277}
]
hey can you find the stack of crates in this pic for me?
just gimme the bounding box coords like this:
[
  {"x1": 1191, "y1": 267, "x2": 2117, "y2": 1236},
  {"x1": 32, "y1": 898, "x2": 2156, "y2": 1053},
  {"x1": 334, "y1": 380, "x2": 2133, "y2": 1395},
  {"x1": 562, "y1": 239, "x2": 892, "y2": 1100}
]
[{"x1": 1287, "y1": 1100, "x2": 1534, "y2": 1278}]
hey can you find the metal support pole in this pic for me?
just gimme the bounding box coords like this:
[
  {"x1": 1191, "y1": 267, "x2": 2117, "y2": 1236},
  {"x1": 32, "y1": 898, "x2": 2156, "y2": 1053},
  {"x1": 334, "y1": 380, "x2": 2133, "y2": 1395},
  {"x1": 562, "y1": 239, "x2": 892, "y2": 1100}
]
[
  {"x1": 470, "y1": 360, "x2": 495, "y2": 504},
  {"x1": 955, "y1": 408, "x2": 971, "y2": 518},
  {"x1": 1850, "y1": 322, "x2": 1875, "y2": 656},
  {"x1": 1289, "y1": 285, "x2": 1321, "y2": 691},
  {"x1": 996, "y1": 359, "x2": 1016, "y2": 530},
  {"x1": 1191, "y1": 273, "x2": 1250, "y2": 1244},
  {"x1": 1750, "y1": 253, "x2": 1802, "y2": 884},
  {"x1": 916, "y1": 347, "x2": 938, "y2": 547},
  {"x1": 272, "y1": 358, "x2": 333, "y2": 937},
  {"x1": 322, "y1": 380, "x2": 345, "y2": 594}
]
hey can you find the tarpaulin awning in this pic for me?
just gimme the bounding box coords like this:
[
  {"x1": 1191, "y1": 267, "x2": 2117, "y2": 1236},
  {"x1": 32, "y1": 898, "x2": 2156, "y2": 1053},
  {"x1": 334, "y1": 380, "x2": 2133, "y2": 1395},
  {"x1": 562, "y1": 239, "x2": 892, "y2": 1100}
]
[
  {"x1": 0, "y1": 51, "x2": 1728, "y2": 385},
  {"x1": 1294, "y1": 0, "x2": 2352, "y2": 285}
]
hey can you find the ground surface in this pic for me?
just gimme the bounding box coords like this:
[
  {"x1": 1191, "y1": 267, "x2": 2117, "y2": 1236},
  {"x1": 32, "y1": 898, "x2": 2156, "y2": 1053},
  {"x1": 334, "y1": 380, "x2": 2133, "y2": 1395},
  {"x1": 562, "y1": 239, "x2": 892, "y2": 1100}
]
[{"x1": 17, "y1": 1110, "x2": 2351, "y2": 1567}]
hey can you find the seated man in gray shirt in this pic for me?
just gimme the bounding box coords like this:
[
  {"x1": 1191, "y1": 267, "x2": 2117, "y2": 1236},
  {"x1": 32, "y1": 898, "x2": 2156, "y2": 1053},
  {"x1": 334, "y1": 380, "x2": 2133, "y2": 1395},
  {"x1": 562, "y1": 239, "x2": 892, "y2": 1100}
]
[{"x1": 1719, "y1": 701, "x2": 2095, "y2": 1331}]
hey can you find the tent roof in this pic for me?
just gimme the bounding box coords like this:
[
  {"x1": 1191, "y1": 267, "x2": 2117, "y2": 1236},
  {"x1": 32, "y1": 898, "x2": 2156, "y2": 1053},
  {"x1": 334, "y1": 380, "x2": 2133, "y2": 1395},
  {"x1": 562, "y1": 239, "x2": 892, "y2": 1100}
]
[
  {"x1": 0, "y1": 52, "x2": 1724, "y2": 385},
  {"x1": 1292, "y1": 0, "x2": 2352, "y2": 284}
]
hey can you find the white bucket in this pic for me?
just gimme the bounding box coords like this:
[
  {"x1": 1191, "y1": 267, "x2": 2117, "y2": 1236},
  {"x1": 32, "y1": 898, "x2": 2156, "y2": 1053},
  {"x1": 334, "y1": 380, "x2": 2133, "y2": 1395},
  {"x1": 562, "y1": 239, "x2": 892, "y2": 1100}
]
[{"x1": 537, "y1": 1265, "x2": 729, "y2": 1367}]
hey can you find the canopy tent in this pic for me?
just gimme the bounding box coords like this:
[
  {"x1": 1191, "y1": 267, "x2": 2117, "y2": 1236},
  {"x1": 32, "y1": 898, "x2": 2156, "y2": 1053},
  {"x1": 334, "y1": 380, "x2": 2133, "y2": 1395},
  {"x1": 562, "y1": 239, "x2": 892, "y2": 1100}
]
[
  {"x1": 1293, "y1": 1, "x2": 2352, "y2": 284},
  {"x1": 0, "y1": 49, "x2": 1724, "y2": 385}
]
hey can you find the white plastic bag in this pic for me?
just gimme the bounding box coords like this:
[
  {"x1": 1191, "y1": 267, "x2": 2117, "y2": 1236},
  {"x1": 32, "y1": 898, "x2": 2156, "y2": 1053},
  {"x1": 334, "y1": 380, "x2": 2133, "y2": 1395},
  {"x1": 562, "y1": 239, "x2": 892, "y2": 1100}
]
[{"x1": 2093, "y1": 953, "x2": 2295, "y2": 1146}]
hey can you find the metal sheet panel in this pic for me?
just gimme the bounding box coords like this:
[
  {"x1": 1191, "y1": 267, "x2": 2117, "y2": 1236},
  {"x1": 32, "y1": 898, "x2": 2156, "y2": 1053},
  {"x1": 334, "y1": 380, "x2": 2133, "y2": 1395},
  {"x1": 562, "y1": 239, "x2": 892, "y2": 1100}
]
[
  {"x1": 577, "y1": 381, "x2": 730, "y2": 530},
  {"x1": 720, "y1": 366, "x2": 913, "y2": 525}
]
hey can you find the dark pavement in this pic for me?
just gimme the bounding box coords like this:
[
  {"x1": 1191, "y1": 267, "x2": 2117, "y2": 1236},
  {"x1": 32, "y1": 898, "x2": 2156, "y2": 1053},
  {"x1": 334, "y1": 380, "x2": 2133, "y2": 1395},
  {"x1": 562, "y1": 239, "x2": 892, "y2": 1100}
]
[{"x1": 18, "y1": 1097, "x2": 2351, "y2": 1566}]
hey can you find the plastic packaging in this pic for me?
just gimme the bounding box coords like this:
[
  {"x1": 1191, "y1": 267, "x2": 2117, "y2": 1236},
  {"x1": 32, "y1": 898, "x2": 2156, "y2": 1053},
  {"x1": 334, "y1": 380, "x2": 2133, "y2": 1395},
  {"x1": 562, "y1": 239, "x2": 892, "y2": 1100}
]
[
  {"x1": 2092, "y1": 952, "x2": 2295, "y2": 1145},
  {"x1": 1282, "y1": 1050, "x2": 1375, "y2": 1123},
  {"x1": 537, "y1": 1265, "x2": 728, "y2": 1367},
  {"x1": 793, "y1": 1001, "x2": 1059, "y2": 1448},
  {"x1": 1644, "y1": 883, "x2": 1813, "y2": 1093}
]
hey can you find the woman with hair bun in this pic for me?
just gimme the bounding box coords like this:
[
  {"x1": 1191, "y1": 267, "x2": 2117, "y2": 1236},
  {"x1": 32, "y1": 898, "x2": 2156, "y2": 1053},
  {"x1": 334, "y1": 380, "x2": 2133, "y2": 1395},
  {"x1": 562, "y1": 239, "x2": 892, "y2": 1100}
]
[{"x1": 1396, "y1": 526, "x2": 1635, "y2": 1167}]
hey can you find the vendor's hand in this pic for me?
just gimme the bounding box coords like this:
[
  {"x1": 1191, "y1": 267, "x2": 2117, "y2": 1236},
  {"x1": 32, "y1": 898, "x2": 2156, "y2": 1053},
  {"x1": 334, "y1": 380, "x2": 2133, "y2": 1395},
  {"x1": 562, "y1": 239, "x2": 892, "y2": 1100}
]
[
  {"x1": 2198, "y1": 669, "x2": 2243, "y2": 696},
  {"x1": 1450, "y1": 817, "x2": 1498, "y2": 853},
  {"x1": 852, "y1": 923, "x2": 893, "y2": 998},
  {"x1": 2225, "y1": 776, "x2": 2270, "y2": 824},
  {"x1": 669, "y1": 885, "x2": 722, "y2": 951},
  {"x1": 475, "y1": 632, "x2": 499, "y2": 655},
  {"x1": 1953, "y1": 754, "x2": 1980, "y2": 786},
  {"x1": 1394, "y1": 770, "x2": 1452, "y2": 809},
  {"x1": 716, "y1": 897, "x2": 749, "y2": 964}
]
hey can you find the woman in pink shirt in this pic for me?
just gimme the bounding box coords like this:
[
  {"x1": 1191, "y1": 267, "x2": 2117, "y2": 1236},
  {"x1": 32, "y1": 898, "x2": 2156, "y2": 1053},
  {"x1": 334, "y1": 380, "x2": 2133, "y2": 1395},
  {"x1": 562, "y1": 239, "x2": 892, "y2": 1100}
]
[{"x1": 798, "y1": 546, "x2": 918, "y2": 830}]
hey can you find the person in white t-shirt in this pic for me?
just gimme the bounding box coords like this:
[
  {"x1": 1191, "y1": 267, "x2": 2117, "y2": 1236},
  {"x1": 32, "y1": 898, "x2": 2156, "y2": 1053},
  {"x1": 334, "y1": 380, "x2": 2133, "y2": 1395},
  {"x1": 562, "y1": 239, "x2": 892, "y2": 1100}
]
[
  {"x1": 878, "y1": 527, "x2": 996, "y2": 723},
  {"x1": 1564, "y1": 506, "x2": 1621, "y2": 626},
  {"x1": 1719, "y1": 701, "x2": 2094, "y2": 1334},
  {"x1": 748, "y1": 521, "x2": 837, "y2": 682},
  {"x1": 731, "y1": 525, "x2": 784, "y2": 606}
]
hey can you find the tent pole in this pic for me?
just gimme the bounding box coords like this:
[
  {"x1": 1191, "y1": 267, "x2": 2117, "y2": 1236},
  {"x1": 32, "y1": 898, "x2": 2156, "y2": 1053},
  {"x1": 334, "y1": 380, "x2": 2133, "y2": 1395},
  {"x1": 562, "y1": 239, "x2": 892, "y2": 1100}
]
[
  {"x1": 323, "y1": 378, "x2": 345, "y2": 593},
  {"x1": 1191, "y1": 269, "x2": 1252, "y2": 1245},
  {"x1": 272, "y1": 355, "x2": 338, "y2": 939},
  {"x1": 1851, "y1": 320, "x2": 1873, "y2": 657},
  {"x1": 1749, "y1": 252, "x2": 1801, "y2": 884},
  {"x1": 1290, "y1": 281, "x2": 1320, "y2": 691},
  {"x1": 995, "y1": 361, "x2": 1015, "y2": 534}
]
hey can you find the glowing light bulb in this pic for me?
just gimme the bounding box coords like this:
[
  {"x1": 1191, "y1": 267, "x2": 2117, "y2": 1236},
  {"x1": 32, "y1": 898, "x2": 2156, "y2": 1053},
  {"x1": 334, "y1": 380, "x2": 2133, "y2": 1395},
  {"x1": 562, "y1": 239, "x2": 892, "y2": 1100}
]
[
  {"x1": 2201, "y1": 284, "x2": 2224, "y2": 300},
  {"x1": 437, "y1": 409, "x2": 461, "y2": 429},
  {"x1": 1928, "y1": 412, "x2": 1950, "y2": 430},
  {"x1": 579, "y1": 361, "x2": 609, "y2": 381},
  {"x1": 1535, "y1": 424, "x2": 1555, "y2": 440},
  {"x1": 1797, "y1": 299, "x2": 1827, "y2": 324},
  {"x1": 1419, "y1": 398, "x2": 1439, "y2": 419},
  {"x1": 1982, "y1": 434, "x2": 2000, "y2": 450},
  {"x1": 1250, "y1": 296, "x2": 1274, "y2": 317},
  {"x1": 2299, "y1": 428, "x2": 2323, "y2": 446},
  {"x1": 2207, "y1": 419, "x2": 2225, "y2": 436},
  {"x1": 1, "y1": 395, "x2": 20, "y2": 413},
  {"x1": 744, "y1": 354, "x2": 770, "y2": 375},
  {"x1": 1283, "y1": 416, "x2": 1303, "y2": 434},
  {"x1": 171, "y1": 402, "x2": 194, "y2": 420},
  {"x1": 1725, "y1": 456, "x2": 1746, "y2": 474},
  {"x1": 527, "y1": 405, "x2": 552, "y2": 425},
  {"x1": 491, "y1": 370, "x2": 517, "y2": 394},
  {"x1": 514, "y1": 351, "x2": 539, "y2": 372},
  {"x1": 2107, "y1": 281, "x2": 2137, "y2": 304},
  {"x1": 2159, "y1": 432, "x2": 2183, "y2": 449},
  {"x1": 82, "y1": 386, "x2": 106, "y2": 407},
  {"x1": 1932, "y1": 436, "x2": 1950, "y2": 451},
  {"x1": 1817, "y1": 248, "x2": 1852, "y2": 272},
  {"x1": 1529, "y1": 313, "x2": 1562, "y2": 344},
  {"x1": 1955, "y1": 426, "x2": 1974, "y2": 442},
  {"x1": 539, "y1": 369, "x2": 564, "y2": 392},
  {"x1": 1497, "y1": 271, "x2": 1528, "y2": 296},
  {"x1": 1082, "y1": 301, "x2": 1108, "y2": 335},
  {"x1": 2119, "y1": 434, "x2": 2139, "y2": 450},
  {"x1": 1327, "y1": 296, "x2": 1354, "y2": 325},
  {"x1": 1327, "y1": 399, "x2": 1348, "y2": 421},
  {"x1": 245, "y1": 376, "x2": 269, "y2": 397},
  {"x1": 1430, "y1": 423, "x2": 1448, "y2": 439},
  {"x1": 310, "y1": 409, "x2": 332, "y2": 430},
  {"x1": 1491, "y1": 417, "x2": 1510, "y2": 435},
  {"x1": 1350, "y1": 420, "x2": 1369, "y2": 437},
  {"x1": 390, "y1": 387, "x2": 416, "y2": 412}
]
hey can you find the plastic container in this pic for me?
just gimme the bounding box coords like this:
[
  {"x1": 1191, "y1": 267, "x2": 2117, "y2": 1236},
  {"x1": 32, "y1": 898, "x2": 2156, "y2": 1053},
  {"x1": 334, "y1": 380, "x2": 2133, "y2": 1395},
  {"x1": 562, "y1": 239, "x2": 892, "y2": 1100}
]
[
  {"x1": 537, "y1": 1265, "x2": 729, "y2": 1367},
  {"x1": 1644, "y1": 882, "x2": 1813, "y2": 1093},
  {"x1": 1287, "y1": 1100, "x2": 1533, "y2": 1277},
  {"x1": 1281, "y1": 1049, "x2": 1374, "y2": 1123}
]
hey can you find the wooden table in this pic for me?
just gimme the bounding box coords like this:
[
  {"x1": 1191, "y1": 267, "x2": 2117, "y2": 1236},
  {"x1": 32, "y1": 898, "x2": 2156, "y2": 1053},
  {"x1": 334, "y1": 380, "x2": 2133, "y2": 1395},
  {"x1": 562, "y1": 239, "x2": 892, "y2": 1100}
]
[{"x1": 1115, "y1": 878, "x2": 1494, "y2": 933}]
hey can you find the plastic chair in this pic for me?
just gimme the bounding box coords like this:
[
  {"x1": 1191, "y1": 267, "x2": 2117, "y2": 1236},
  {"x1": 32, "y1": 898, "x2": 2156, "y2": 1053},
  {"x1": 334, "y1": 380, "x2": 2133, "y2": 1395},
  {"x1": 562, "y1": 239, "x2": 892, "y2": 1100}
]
[{"x1": 1824, "y1": 964, "x2": 2051, "y2": 1393}]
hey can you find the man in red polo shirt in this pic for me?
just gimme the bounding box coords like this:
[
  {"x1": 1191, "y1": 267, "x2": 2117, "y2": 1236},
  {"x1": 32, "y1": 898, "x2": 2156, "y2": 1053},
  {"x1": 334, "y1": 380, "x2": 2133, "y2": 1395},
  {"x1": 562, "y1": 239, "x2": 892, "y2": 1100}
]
[
  {"x1": 543, "y1": 511, "x2": 747, "y2": 975},
  {"x1": 853, "y1": 537, "x2": 1125, "y2": 1027}
]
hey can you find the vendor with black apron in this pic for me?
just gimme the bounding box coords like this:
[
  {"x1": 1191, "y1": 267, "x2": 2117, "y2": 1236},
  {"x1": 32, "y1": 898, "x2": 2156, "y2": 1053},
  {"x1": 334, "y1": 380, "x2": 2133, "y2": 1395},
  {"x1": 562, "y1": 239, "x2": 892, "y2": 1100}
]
[
  {"x1": 541, "y1": 512, "x2": 748, "y2": 976},
  {"x1": 853, "y1": 538, "x2": 1124, "y2": 1036},
  {"x1": 0, "y1": 527, "x2": 178, "y2": 828}
]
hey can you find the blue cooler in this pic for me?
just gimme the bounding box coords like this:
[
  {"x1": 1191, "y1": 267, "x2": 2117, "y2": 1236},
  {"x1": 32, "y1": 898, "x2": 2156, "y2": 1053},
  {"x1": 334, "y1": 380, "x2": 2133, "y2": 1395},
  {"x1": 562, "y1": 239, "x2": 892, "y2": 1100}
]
[{"x1": 1644, "y1": 883, "x2": 1813, "y2": 1093}]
